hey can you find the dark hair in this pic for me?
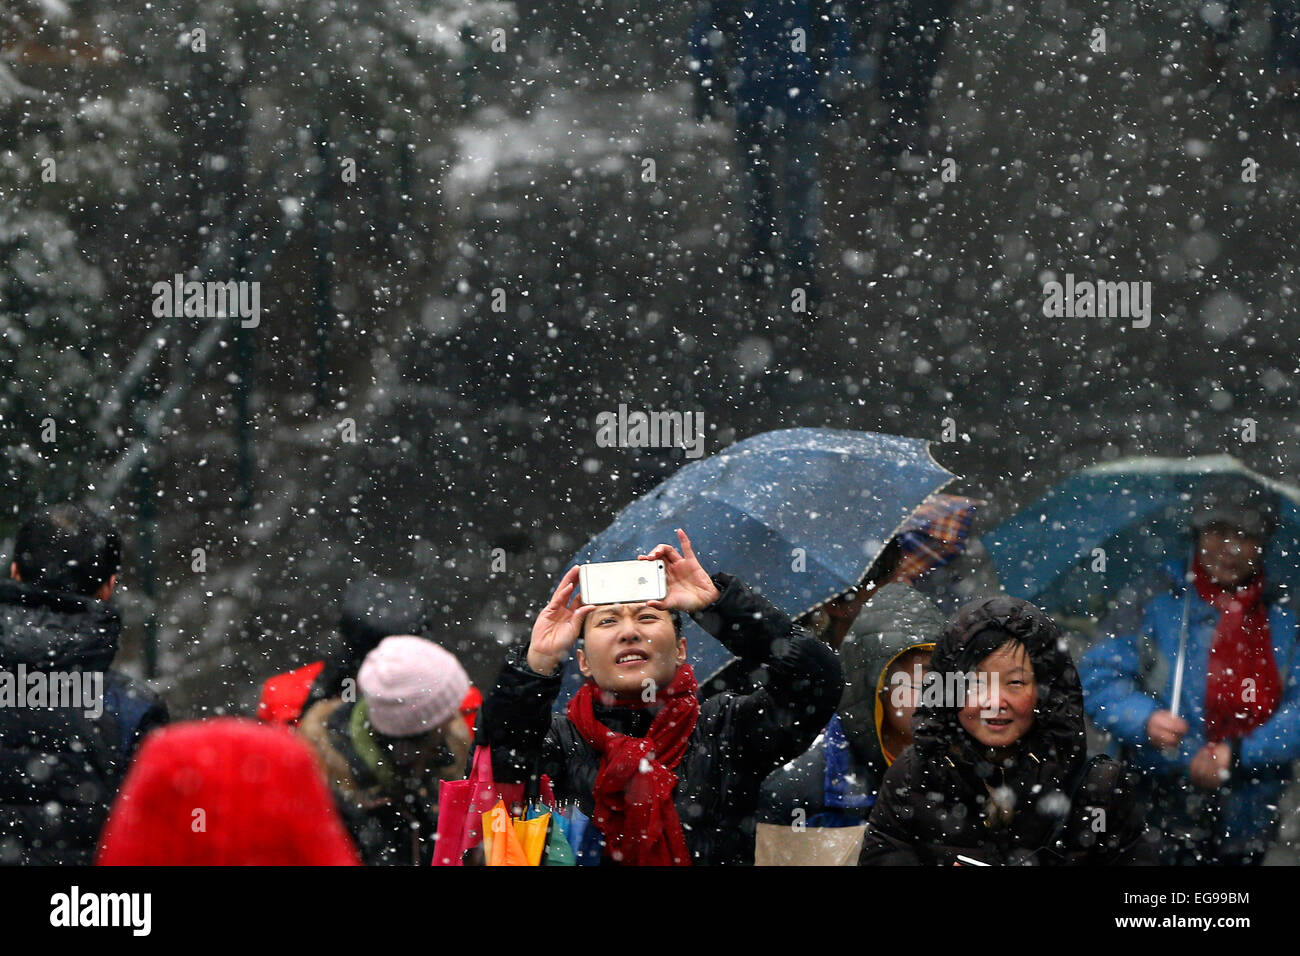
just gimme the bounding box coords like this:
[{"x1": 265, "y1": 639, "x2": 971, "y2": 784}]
[
  {"x1": 943, "y1": 625, "x2": 1034, "y2": 683},
  {"x1": 12, "y1": 503, "x2": 122, "y2": 596}
]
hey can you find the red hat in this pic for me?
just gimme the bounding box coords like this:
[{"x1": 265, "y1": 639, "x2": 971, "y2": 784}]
[{"x1": 97, "y1": 717, "x2": 360, "y2": 866}]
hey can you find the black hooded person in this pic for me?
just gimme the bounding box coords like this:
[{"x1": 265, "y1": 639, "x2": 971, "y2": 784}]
[
  {"x1": 257, "y1": 575, "x2": 483, "y2": 731},
  {"x1": 859, "y1": 595, "x2": 1154, "y2": 865}
]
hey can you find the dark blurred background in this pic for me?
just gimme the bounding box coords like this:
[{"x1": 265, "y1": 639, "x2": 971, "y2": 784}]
[{"x1": 3, "y1": 0, "x2": 1298, "y2": 716}]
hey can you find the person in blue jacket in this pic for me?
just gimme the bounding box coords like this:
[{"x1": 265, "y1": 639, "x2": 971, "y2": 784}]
[
  {"x1": 1081, "y1": 477, "x2": 1300, "y2": 865},
  {"x1": 688, "y1": 0, "x2": 853, "y2": 313},
  {"x1": 1, "y1": 503, "x2": 169, "y2": 864}
]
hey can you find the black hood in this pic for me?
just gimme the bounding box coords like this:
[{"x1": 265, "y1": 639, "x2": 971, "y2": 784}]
[
  {"x1": 0, "y1": 578, "x2": 120, "y2": 671},
  {"x1": 838, "y1": 583, "x2": 944, "y2": 770},
  {"x1": 338, "y1": 576, "x2": 433, "y2": 665},
  {"x1": 913, "y1": 595, "x2": 1086, "y2": 786}
]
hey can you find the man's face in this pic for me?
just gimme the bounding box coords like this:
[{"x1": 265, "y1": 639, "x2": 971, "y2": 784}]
[
  {"x1": 958, "y1": 642, "x2": 1037, "y2": 750},
  {"x1": 577, "y1": 602, "x2": 685, "y2": 700},
  {"x1": 1198, "y1": 526, "x2": 1263, "y2": 588}
]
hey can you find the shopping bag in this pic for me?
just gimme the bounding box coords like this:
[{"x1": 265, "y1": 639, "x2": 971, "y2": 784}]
[
  {"x1": 753, "y1": 821, "x2": 867, "y2": 866},
  {"x1": 432, "y1": 746, "x2": 500, "y2": 865},
  {"x1": 432, "y1": 745, "x2": 558, "y2": 865}
]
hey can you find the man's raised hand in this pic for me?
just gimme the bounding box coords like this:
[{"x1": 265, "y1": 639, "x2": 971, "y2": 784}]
[
  {"x1": 640, "y1": 528, "x2": 720, "y2": 615},
  {"x1": 527, "y1": 565, "x2": 595, "y2": 676}
]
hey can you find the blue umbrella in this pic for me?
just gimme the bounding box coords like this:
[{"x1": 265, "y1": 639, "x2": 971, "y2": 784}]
[
  {"x1": 984, "y1": 454, "x2": 1300, "y2": 619},
  {"x1": 553, "y1": 428, "x2": 956, "y2": 706}
]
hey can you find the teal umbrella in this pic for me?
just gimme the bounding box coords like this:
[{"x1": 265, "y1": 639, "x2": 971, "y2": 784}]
[
  {"x1": 985, "y1": 454, "x2": 1300, "y2": 716},
  {"x1": 985, "y1": 454, "x2": 1300, "y2": 618}
]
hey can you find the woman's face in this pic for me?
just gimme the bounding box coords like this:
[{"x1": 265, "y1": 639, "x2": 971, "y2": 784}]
[{"x1": 958, "y1": 641, "x2": 1037, "y2": 750}]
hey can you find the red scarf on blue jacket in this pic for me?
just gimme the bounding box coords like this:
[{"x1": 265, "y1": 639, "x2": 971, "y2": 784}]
[{"x1": 1195, "y1": 559, "x2": 1282, "y2": 742}]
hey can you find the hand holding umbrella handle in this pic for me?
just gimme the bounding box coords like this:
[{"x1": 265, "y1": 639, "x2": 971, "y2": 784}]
[
  {"x1": 1148, "y1": 709, "x2": 1189, "y2": 754},
  {"x1": 527, "y1": 565, "x2": 595, "y2": 676},
  {"x1": 640, "y1": 528, "x2": 721, "y2": 614}
]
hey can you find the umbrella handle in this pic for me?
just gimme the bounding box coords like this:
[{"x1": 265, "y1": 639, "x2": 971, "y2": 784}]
[{"x1": 1168, "y1": 542, "x2": 1196, "y2": 721}]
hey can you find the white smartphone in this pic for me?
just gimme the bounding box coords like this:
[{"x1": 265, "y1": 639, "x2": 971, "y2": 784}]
[{"x1": 578, "y1": 560, "x2": 667, "y2": 606}]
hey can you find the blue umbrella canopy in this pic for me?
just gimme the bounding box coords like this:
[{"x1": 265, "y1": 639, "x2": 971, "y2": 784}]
[
  {"x1": 553, "y1": 428, "x2": 956, "y2": 705},
  {"x1": 984, "y1": 454, "x2": 1300, "y2": 619}
]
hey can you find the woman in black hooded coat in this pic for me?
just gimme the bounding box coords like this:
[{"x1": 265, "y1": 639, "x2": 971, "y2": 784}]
[{"x1": 859, "y1": 596, "x2": 1155, "y2": 865}]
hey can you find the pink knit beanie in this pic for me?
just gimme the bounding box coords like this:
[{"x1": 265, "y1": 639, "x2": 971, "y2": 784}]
[{"x1": 357, "y1": 636, "x2": 470, "y2": 737}]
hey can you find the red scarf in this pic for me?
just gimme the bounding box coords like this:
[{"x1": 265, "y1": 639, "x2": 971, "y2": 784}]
[
  {"x1": 565, "y1": 664, "x2": 699, "y2": 866},
  {"x1": 1194, "y1": 558, "x2": 1282, "y2": 743}
]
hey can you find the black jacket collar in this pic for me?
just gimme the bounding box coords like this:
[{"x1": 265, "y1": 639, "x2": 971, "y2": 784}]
[
  {"x1": 592, "y1": 702, "x2": 655, "y2": 738},
  {"x1": 0, "y1": 578, "x2": 120, "y2": 671}
]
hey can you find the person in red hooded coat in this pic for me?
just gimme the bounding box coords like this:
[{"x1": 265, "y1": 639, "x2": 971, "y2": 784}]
[{"x1": 96, "y1": 718, "x2": 360, "y2": 866}]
